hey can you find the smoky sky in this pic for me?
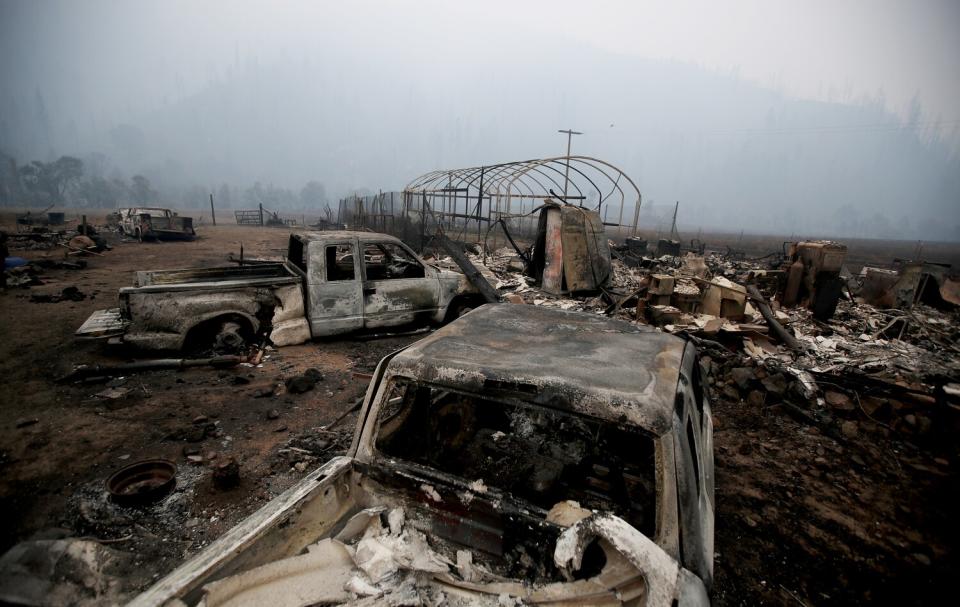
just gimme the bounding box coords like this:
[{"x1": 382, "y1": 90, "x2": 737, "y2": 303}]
[{"x1": 1, "y1": 0, "x2": 959, "y2": 240}]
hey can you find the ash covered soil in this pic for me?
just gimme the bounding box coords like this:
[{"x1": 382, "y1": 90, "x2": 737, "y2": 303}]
[{"x1": 0, "y1": 216, "x2": 957, "y2": 605}]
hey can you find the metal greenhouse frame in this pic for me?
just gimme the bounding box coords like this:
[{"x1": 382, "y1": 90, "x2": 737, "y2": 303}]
[{"x1": 401, "y1": 156, "x2": 642, "y2": 250}]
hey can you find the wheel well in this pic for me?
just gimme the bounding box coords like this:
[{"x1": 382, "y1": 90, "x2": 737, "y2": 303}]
[
  {"x1": 444, "y1": 295, "x2": 486, "y2": 323},
  {"x1": 183, "y1": 313, "x2": 255, "y2": 353}
]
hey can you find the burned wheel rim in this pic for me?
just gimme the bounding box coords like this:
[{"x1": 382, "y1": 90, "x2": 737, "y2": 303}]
[
  {"x1": 213, "y1": 321, "x2": 246, "y2": 353},
  {"x1": 106, "y1": 459, "x2": 177, "y2": 506}
]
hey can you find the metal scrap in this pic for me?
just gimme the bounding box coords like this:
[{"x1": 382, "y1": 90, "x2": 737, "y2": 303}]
[{"x1": 476, "y1": 235, "x2": 958, "y2": 445}]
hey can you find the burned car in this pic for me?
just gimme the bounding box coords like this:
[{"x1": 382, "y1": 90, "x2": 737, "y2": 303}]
[{"x1": 130, "y1": 304, "x2": 714, "y2": 606}]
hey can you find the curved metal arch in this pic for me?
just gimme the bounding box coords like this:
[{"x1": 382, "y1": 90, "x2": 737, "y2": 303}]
[
  {"x1": 480, "y1": 163, "x2": 542, "y2": 212},
  {"x1": 542, "y1": 157, "x2": 633, "y2": 221},
  {"x1": 487, "y1": 162, "x2": 558, "y2": 216},
  {"x1": 446, "y1": 163, "x2": 535, "y2": 218},
  {"x1": 416, "y1": 165, "x2": 482, "y2": 195},
  {"x1": 537, "y1": 158, "x2": 601, "y2": 202},
  {"x1": 434, "y1": 163, "x2": 535, "y2": 207},
  {"x1": 405, "y1": 156, "x2": 639, "y2": 199},
  {"x1": 407, "y1": 169, "x2": 454, "y2": 192},
  {"x1": 551, "y1": 157, "x2": 628, "y2": 209},
  {"x1": 504, "y1": 157, "x2": 595, "y2": 208},
  {"x1": 403, "y1": 156, "x2": 642, "y2": 238},
  {"x1": 418, "y1": 162, "x2": 573, "y2": 216},
  {"x1": 478, "y1": 163, "x2": 533, "y2": 196},
  {"x1": 445, "y1": 161, "x2": 562, "y2": 202},
  {"x1": 491, "y1": 164, "x2": 557, "y2": 208},
  {"x1": 495, "y1": 161, "x2": 579, "y2": 207},
  {"x1": 566, "y1": 158, "x2": 627, "y2": 219},
  {"x1": 570, "y1": 155, "x2": 641, "y2": 205},
  {"x1": 506, "y1": 160, "x2": 584, "y2": 200},
  {"x1": 409, "y1": 159, "x2": 572, "y2": 201},
  {"x1": 488, "y1": 159, "x2": 584, "y2": 203},
  {"x1": 409, "y1": 164, "x2": 522, "y2": 226}
]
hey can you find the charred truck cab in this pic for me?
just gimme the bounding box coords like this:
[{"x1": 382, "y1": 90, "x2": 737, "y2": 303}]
[{"x1": 131, "y1": 305, "x2": 714, "y2": 607}]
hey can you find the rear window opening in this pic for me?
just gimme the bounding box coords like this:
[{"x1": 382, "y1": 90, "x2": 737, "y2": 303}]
[
  {"x1": 287, "y1": 235, "x2": 307, "y2": 272},
  {"x1": 375, "y1": 379, "x2": 657, "y2": 538}
]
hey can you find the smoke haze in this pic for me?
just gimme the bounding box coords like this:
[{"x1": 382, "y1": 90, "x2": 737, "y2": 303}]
[{"x1": 1, "y1": 0, "x2": 958, "y2": 240}]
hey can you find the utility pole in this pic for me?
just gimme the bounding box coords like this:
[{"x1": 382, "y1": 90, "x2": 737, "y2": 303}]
[
  {"x1": 209, "y1": 193, "x2": 216, "y2": 226},
  {"x1": 670, "y1": 201, "x2": 679, "y2": 240},
  {"x1": 558, "y1": 129, "x2": 583, "y2": 198}
]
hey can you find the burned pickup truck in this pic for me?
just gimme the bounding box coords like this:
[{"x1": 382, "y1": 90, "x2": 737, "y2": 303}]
[
  {"x1": 76, "y1": 231, "x2": 482, "y2": 350},
  {"x1": 131, "y1": 304, "x2": 714, "y2": 606},
  {"x1": 110, "y1": 207, "x2": 196, "y2": 241}
]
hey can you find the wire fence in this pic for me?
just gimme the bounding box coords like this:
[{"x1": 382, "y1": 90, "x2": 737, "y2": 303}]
[{"x1": 335, "y1": 191, "x2": 545, "y2": 254}]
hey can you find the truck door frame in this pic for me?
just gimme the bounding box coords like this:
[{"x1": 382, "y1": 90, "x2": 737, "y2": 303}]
[
  {"x1": 305, "y1": 238, "x2": 364, "y2": 335},
  {"x1": 359, "y1": 239, "x2": 439, "y2": 329}
]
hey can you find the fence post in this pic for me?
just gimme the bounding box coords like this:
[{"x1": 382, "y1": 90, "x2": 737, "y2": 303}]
[
  {"x1": 420, "y1": 193, "x2": 427, "y2": 252},
  {"x1": 209, "y1": 193, "x2": 216, "y2": 226},
  {"x1": 476, "y1": 166, "x2": 485, "y2": 244}
]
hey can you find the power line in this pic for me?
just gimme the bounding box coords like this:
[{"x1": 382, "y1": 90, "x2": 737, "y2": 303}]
[{"x1": 669, "y1": 119, "x2": 960, "y2": 136}]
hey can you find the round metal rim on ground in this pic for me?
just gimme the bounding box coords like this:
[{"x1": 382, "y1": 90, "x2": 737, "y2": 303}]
[{"x1": 106, "y1": 459, "x2": 177, "y2": 506}]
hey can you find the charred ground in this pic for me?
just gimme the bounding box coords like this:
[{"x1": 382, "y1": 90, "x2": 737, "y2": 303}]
[{"x1": 0, "y1": 213, "x2": 957, "y2": 605}]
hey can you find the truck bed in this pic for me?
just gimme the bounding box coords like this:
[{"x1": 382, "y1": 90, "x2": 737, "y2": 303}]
[
  {"x1": 131, "y1": 262, "x2": 299, "y2": 291},
  {"x1": 148, "y1": 215, "x2": 195, "y2": 239}
]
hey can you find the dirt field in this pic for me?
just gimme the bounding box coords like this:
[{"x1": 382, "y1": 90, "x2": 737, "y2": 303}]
[{"x1": 1, "y1": 212, "x2": 957, "y2": 605}]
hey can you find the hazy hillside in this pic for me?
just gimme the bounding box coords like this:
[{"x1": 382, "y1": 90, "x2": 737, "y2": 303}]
[{"x1": 2, "y1": 29, "x2": 958, "y2": 240}]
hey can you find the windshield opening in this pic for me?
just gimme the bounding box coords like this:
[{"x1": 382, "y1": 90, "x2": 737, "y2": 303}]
[{"x1": 375, "y1": 379, "x2": 657, "y2": 537}]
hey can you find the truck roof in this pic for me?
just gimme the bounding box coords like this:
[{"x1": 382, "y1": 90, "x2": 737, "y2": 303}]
[{"x1": 387, "y1": 304, "x2": 688, "y2": 436}]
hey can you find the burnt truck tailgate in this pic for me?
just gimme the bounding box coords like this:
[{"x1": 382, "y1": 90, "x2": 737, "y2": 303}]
[{"x1": 75, "y1": 307, "x2": 129, "y2": 338}]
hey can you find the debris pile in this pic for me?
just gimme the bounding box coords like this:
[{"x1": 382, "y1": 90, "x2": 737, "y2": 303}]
[
  {"x1": 4, "y1": 218, "x2": 111, "y2": 291},
  {"x1": 191, "y1": 506, "x2": 464, "y2": 606},
  {"x1": 8, "y1": 226, "x2": 110, "y2": 254},
  {"x1": 191, "y1": 504, "x2": 599, "y2": 606},
  {"x1": 472, "y1": 237, "x2": 960, "y2": 446},
  {"x1": 29, "y1": 285, "x2": 87, "y2": 303},
  {"x1": 274, "y1": 428, "x2": 352, "y2": 473},
  {"x1": 6, "y1": 231, "x2": 66, "y2": 251},
  {"x1": 4, "y1": 258, "x2": 87, "y2": 288}
]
